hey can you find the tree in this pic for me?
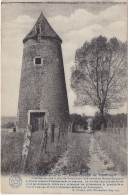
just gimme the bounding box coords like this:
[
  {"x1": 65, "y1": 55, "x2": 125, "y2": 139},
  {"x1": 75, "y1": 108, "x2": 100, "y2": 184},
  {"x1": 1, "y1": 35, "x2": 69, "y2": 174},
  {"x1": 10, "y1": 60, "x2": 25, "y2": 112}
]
[
  {"x1": 69, "y1": 113, "x2": 88, "y2": 129},
  {"x1": 71, "y1": 36, "x2": 127, "y2": 125}
]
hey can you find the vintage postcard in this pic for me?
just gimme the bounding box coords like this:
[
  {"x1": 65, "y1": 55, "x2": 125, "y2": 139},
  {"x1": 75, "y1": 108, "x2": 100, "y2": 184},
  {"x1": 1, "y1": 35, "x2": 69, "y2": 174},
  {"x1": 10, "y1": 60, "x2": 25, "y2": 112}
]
[{"x1": 1, "y1": 0, "x2": 127, "y2": 194}]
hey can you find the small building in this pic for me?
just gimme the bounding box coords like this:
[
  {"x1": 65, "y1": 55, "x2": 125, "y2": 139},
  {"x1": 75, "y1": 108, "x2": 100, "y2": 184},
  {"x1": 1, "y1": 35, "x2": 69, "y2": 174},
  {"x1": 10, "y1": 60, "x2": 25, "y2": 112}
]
[{"x1": 17, "y1": 12, "x2": 69, "y2": 131}]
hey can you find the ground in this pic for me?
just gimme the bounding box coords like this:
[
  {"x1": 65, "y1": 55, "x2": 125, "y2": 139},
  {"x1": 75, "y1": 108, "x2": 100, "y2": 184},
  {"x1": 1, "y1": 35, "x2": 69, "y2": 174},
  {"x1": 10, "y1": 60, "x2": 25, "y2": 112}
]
[
  {"x1": 50, "y1": 132, "x2": 127, "y2": 175},
  {"x1": 50, "y1": 133, "x2": 90, "y2": 174},
  {"x1": 1, "y1": 130, "x2": 127, "y2": 175}
]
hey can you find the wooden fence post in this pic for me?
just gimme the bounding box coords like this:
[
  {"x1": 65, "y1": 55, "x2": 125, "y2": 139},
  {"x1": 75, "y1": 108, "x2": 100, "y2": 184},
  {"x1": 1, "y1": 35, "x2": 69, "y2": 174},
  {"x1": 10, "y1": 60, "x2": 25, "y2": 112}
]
[
  {"x1": 70, "y1": 122, "x2": 73, "y2": 132},
  {"x1": 40, "y1": 123, "x2": 48, "y2": 153},
  {"x1": 68, "y1": 122, "x2": 71, "y2": 135},
  {"x1": 21, "y1": 125, "x2": 32, "y2": 173},
  {"x1": 57, "y1": 123, "x2": 61, "y2": 143},
  {"x1": 51, "y1": 123, "x2": 55, "y2": 144}
]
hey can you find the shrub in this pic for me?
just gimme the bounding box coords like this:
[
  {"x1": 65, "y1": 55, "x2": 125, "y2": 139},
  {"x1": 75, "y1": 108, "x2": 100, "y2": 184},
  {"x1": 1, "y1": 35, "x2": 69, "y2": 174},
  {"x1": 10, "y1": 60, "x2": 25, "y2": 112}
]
[
  {"x1": 2, "y1": 122, "x2": 15, "y2": 129},
  {"x1": 69, "y1": 113, "x2": 88, "y2": 129}
]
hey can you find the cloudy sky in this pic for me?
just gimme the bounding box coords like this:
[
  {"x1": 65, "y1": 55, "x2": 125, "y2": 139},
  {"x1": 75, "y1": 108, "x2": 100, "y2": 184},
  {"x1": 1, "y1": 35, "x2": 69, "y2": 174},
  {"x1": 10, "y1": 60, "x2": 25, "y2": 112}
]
[{"x1": 1, "y1": 2, "x2": 127, "y2": 116}]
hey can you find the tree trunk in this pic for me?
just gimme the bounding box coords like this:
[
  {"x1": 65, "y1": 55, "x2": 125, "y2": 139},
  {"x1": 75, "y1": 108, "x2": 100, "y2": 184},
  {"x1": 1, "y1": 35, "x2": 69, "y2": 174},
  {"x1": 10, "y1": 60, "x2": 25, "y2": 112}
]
[{"x1": 100, "y1": 109, "x2": 105, "y2": 130}]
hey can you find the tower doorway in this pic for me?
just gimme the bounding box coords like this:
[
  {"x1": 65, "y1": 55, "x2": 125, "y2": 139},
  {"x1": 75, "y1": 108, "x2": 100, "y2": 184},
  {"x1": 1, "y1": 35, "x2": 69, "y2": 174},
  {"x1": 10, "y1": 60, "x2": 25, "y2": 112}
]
[{"x1": 29, "y1": 112, "x2": 45, "y2": 132}]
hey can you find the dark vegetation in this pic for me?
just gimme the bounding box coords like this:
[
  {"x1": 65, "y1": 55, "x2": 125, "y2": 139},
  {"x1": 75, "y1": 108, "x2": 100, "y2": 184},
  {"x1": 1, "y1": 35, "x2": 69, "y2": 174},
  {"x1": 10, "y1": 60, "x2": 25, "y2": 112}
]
[
  {"x1": 1, "y1": 116, "x2": 17, "y2": 129},
  {"x1": 92, "y1": 112, "x2": 127, "y2": 130},
  {"x1": 69, "y1": 113, "x2": 88, "y2": 129},
  {"x1": 1, "y1": 122, "x2": 16, "y2": 129}
]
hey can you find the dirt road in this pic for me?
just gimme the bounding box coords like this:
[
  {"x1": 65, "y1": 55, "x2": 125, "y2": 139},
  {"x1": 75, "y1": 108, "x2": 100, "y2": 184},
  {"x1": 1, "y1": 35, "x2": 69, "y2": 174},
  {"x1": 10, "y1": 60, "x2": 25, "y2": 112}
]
[{"x1": 50, "y1": 133, "x2": 120, "y2": 175}]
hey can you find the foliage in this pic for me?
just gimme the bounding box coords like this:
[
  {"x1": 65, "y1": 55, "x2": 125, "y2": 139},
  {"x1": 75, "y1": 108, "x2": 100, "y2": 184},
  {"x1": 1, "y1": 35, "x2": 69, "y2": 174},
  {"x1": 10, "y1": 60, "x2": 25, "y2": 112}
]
[
  {"x1": 92, "y1": 112, "x2": 104, "y2": 130},
  {"x1": 105, "y1": 113, "x2": 127, "y2": 128},
  {"x1": 71, "y1": 36, "x2": 127, "y2": 123},
  {"x1": 92, "y1": 112, "x2": 127, "y2": 130},
  {"x1": 69, "y1": 113, "x2": 88, "y2": 129},
  {"x1": 2, "y1": 122, "x2": 15, "y2": 129},
  {"x1": 109, "y1": 113, "x2": 127, "y2": 127}
]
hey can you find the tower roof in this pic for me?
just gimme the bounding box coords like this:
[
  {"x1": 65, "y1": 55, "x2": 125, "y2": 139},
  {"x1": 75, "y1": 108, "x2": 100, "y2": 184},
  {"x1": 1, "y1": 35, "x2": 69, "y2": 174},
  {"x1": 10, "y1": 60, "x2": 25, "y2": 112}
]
[{"x1": 23, "y1": 12, "x2": 62, "y2": 43}]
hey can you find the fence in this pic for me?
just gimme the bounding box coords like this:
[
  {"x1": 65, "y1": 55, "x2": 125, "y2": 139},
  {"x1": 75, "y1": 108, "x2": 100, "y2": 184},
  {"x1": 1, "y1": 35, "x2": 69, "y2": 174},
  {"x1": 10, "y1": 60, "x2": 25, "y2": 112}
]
[
  {"x1": 105, "y1": 121, "x2": 126, "y2": 136},
  {"x1": 94, "y1": 126, "x2": 127, "y2": 174},
  {"x1": 21, "y1": 124, "x2": 32, "y2": 172},
  {"x1": 21, "y1": 122, "x2": 73, "y2": 173},
  {"x1": 100, "y1": 121, "x2": 127, "y2": 149}
]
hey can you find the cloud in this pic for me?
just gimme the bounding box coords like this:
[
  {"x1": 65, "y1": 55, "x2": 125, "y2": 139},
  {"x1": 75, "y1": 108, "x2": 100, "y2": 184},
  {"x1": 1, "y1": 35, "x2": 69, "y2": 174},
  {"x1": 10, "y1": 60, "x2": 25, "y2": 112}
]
[
  {"x1": 15, "y1": 15, "x2": 35, "y2": 24},
  {"x1": 71, "y1": 105, "x2": 98, "y2": 116},
  {"x1": 98, "y1": 4, "x2": 127, "y2": 23},
  {"x1": 2, "y1": 15, "x2": 36, "y2": 38},
  {"x1": 49, "y1": 4, "x2": 127, "y2": 37},
  {"x1": 107, "y1": 21, "x2": 127, "y2": 41},
  {"x1": 49, "y1": 9, "x2": 95, "y2": 35}
]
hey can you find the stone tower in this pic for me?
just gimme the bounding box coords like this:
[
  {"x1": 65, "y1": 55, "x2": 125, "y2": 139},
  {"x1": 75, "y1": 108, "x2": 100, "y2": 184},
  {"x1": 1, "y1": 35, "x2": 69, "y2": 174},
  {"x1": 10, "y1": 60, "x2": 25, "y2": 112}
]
[{"x1": 17, "y1": 12, "x2": 69, "y2": 131}]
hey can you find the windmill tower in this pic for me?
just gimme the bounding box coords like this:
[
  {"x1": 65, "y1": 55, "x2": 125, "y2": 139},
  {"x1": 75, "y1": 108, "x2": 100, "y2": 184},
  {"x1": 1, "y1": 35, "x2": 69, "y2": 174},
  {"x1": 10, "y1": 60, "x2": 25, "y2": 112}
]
[{"x1": 17, "y1": 12, "x2": 69, "y2": 131}]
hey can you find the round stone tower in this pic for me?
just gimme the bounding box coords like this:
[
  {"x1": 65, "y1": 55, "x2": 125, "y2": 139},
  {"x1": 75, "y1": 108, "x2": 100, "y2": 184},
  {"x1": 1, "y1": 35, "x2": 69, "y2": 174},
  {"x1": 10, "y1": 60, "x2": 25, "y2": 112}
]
[{"x1": 17, "y1": 12, "x2": 69, "y2": 131}]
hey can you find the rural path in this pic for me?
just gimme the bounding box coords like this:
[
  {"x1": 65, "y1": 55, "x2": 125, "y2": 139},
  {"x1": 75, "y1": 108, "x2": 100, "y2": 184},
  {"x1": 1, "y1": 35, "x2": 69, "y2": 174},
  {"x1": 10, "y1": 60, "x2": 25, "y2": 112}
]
[{"x1": 50, "y1": 133, "x2": 119, "y2": 175}]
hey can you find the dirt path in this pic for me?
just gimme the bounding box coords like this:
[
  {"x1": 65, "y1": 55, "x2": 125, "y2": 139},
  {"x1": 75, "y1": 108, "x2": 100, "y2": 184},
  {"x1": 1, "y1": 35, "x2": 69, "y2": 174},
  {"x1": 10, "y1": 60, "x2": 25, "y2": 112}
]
[
  {"x1": 50, "y1": 133, "x2": 90, "y2": 174},
  {"x1": 87, "y1": 135, "x2": 119, "y2": 174},
  {"x1": 49, "y1": 133, "x2": 119, "y2": 175}
]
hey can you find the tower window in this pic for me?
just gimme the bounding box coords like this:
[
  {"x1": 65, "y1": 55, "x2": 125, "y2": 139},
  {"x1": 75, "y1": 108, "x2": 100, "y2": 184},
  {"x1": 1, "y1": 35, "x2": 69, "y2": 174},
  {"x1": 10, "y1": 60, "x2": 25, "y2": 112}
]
[
  {"x1": 35, "y1": 58, "x2": 41, "y2": 64},
  {"x1": 34, "y1": 57, "x2": 43, "y2": 66}
]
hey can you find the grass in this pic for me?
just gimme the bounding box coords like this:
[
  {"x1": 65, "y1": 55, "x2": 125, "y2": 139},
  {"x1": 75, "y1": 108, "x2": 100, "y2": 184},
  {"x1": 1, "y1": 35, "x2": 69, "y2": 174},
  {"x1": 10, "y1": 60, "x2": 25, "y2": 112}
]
[
  {"x1": 1, "y1": 131, "x2": 24, "y2": 174},
  {"x1": 1, "y1": 130, "x2": 69, "y2": 175},
  {"x1": 2, "y1": 129, "x2": 125, "y2": 175},
  {"x1": 25, "y1": 131, "x2": 69, "y2": 174},
  {"x1": 63, "y1": 133, "x2": 90, "y2": 174},
  {"x1": 93, "y1": 130, "x2": 127, "y2": 175}
]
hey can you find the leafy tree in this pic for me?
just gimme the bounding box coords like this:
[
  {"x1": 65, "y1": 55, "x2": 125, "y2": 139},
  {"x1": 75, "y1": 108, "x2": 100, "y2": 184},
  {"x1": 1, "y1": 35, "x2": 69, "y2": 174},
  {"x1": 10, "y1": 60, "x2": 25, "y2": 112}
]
[{"x1": 71, "y1": 36, "x2": 127, "y2": 125}]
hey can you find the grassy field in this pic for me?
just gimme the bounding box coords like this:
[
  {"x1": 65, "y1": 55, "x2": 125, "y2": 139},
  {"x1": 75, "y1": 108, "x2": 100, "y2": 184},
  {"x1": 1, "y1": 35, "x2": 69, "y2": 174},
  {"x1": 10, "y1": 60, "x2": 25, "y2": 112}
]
[
  {"x1": 1, "y1": 130, "x2": 69, "y2": 175},
  {"x1": 63, "y1": 133, "x2": 90, "y2": 174},
  {"x1": 1, "y1": 129, "x2": 127, "y2": 175},
  {"x1": 1, "y1": 131, "x2": 24, "y2": 174},
  {"x1": 93, "y1": 130, "x2": 127, "y2": 175}
]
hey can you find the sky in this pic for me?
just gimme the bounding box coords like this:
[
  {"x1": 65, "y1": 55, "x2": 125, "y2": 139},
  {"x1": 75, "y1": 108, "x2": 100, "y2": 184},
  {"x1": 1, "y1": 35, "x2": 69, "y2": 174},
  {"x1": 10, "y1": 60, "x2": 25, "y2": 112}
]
[{"x1": 1, "y1": 2, "x2": 127, "y2": 116}]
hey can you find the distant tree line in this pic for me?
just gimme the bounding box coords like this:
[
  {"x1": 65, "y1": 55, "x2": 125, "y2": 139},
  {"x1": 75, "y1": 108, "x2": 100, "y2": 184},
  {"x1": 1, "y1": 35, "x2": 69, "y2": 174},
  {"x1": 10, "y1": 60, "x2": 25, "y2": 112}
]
[
  {"x1": 69, "y1": 113, "x2": 88, "y2": 130},
  {"x1": 1, "y1": 122, "x2": 15, "y2": 129},
  {"x1": 92, "y1": 112, "x2": 127, "y2": 130},
  {"x1": 2, "y1": 113, "x2": 126, "y2": 131}
]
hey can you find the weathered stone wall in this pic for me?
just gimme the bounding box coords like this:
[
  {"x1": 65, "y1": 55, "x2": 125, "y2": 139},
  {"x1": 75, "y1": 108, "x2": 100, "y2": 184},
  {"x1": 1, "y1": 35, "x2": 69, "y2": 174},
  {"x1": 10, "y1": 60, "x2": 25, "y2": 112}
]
[{"x1": 18, "y1": 37, "x2": 69, "y2": 129}]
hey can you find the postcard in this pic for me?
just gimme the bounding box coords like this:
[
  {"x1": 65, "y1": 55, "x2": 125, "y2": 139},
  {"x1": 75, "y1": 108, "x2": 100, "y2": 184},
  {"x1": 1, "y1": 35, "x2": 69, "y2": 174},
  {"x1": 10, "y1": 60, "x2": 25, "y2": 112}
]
[{"x1": 1, "y1": 0, "x2": 127, "y2": 194}]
